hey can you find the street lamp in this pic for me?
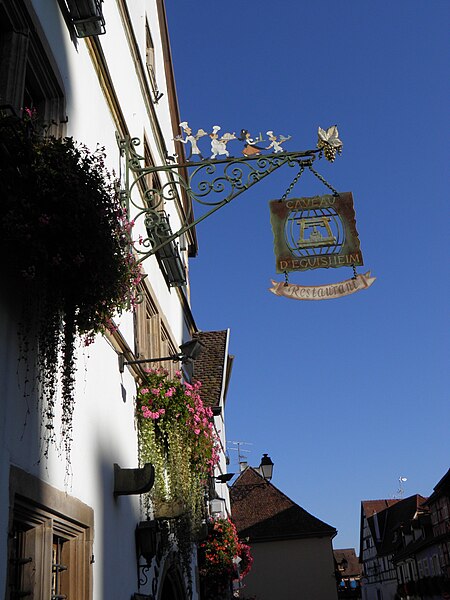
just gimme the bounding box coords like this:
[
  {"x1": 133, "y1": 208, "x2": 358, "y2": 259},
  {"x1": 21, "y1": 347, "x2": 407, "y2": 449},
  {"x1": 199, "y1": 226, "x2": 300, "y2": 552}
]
[
  {"x1": 259, "y1": 453, "x2": 274, "y2": 481},
  {"x1": 118, "y1": 338, "x2": 204, "y2": 373}
]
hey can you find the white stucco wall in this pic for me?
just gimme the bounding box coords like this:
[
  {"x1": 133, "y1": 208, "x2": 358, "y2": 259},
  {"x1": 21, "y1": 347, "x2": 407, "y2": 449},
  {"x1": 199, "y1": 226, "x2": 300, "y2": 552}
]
[{"x1": 0, "y1": 1, "x2": 196, "y2": 598}]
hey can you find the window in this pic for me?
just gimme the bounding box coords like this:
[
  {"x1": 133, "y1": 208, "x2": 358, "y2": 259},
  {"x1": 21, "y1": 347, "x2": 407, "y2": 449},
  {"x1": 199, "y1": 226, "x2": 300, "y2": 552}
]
[
  {"x1": 7, "y1": 466, "x2": 93, "y2": 600},
  {"x1": 418, "y1": 559, "x2": 424, "y2": 578},
  {"x1": 135, "y1": 284, "x2": 178, "y2": 378},
  {"x1": 0, "y1": 0, "x2": 65, "y2": 132},
  {"x1": 432, "y1": 554, "x2": 441, "y2": 575}
]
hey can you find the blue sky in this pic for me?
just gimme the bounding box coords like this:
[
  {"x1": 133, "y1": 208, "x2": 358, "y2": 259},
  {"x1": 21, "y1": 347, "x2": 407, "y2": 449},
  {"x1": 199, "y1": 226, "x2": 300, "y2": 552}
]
[{"x1": 165, "y1": 1, "x2": 449, "y2": 549}]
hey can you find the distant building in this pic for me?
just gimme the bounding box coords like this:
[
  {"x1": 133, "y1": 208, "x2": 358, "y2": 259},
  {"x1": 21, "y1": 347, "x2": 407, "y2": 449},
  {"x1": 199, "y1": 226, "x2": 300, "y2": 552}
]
[
  {"x1": 334, "y1": 548, "x2": 362, "y2": 598},
  {"x1": 392, "y1": 469, "x2": 450, "y2": 599},
  {"x1": 230, "y1": 467, "x2": 338, "y2": 600},
  {"x1": 425, "y1": 469, "x2": 450, "y2": 579},
  {"x1": 359, "y1": 495, "x2": 427, "y2": 600},
  {"x1": 192, "y1": 329, "x2": 234, "y2": 519},
  {"x1": 0, "y1": 1, "x2": 235, "y2": 598}
]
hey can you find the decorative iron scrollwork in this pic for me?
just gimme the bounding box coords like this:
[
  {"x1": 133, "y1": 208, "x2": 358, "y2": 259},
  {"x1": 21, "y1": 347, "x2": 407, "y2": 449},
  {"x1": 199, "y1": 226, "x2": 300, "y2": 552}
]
[{"x1": 117, "y1": 132, "x2": 337, "y2": 265}]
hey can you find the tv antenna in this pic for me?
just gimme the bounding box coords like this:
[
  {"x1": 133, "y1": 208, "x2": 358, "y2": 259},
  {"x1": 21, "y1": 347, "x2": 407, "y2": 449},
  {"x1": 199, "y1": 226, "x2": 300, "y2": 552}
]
[
  {"x1": 396, "y1": 476, "x2": 408, "y2": 498},
  {"x1": 228, "y1": 441, "x2": 252, "y2": 470}
]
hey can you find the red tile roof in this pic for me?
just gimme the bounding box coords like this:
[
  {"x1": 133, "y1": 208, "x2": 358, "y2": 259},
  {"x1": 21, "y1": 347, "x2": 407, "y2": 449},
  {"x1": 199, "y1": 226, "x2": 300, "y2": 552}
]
[
  {"x1": 334, "y1": 548, "x2": 362, "y2": 577},
  {"x1": 192, "y1": 330, "x2": 229, "y2": 408},
  {"x1": 425, "y1": 468, "x2": 450, "y2": 505},
  {"x1": 361, "y1": 499, "x2": 399, "y2": 518},
  {"x1": 230, "y1": 467, "x2": 336, "y2": 542},
  {"x1": 365, "y1": 495, "x2": 427, "y2": 556}
]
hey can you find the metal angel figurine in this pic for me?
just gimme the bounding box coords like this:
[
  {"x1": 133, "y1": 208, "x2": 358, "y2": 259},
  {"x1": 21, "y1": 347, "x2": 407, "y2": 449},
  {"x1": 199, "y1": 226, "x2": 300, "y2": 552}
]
[
  {"x1": 209, "y1": 125, "x2": 237, "y2": 159},
  {"x1": 265, "y1": 131, "x2": 291, "y2": 153},
  {"x1": 317, "y1": 125, "x2": 343, "y2": 162},
  {"x1": 174, "y1": 121, "x2": 208, "y2": 160},
  {"x1": 239, "y1": 129, "x2": 265, "y2": 157}
]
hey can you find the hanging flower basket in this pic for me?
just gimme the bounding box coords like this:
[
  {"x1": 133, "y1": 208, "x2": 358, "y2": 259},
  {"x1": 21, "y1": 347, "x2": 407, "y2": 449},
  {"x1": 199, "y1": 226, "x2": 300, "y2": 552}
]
[
  {"x1": 198, "y1": 517, "x2": 253, "y2": 599},
  {"x1": 154, "y1": 500, "x2": 186, "y2": 519},
  {"x1": 0, "y1": 112, "x2": 142, "y2": 462},
  {"x1": 136, "y1": 368, "x2": 220, "y2": 582}
]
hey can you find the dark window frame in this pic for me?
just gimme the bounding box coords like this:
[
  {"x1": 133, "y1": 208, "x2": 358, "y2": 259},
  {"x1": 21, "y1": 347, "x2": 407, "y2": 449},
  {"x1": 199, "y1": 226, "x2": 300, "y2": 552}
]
[{"x1": 7, "y1": 466, "x2": 93, "y2": 600}]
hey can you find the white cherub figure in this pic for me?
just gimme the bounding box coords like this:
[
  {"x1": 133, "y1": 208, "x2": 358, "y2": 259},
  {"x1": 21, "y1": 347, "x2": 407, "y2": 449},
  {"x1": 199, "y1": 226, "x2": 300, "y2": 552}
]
[
  {"x1": 174, "y1": 121, "x2": 207, "y2": 160},
  {"x1": 209, "y1": 125, "x2": 236, "y2": 159},
  {"x1": 265, "y1": 131, "x2": 291, "y2": 153}
]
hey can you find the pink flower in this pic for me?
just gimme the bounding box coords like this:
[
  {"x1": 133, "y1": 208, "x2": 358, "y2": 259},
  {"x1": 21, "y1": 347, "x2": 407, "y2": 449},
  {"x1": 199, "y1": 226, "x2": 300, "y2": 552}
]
[{"x1": 140, "y1": 388, "x2": 149, "y2": 395}]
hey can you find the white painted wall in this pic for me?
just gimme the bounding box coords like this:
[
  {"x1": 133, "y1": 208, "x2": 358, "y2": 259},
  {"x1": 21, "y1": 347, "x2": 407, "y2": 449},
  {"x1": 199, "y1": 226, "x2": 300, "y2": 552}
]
[{"x1": 0, "y1": 1, "x2": 198, "y2": 598}]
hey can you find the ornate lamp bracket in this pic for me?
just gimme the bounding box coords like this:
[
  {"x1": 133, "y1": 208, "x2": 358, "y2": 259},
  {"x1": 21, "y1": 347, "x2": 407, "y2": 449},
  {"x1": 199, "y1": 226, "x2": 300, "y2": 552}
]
[{"x1": 117, "y1": 133, "x2": 327, "y2": 263}]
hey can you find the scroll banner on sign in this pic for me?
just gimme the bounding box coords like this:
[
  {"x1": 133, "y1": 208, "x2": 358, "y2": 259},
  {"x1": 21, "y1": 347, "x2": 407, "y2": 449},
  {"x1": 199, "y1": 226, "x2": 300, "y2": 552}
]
[{"x1": 269, "y1": 271, "x2": 376, "y2": 300}]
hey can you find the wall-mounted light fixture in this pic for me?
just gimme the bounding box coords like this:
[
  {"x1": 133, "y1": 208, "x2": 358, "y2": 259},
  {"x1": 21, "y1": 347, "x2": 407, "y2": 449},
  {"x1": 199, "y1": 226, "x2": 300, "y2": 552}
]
[
  {"x1": 118, "y1": 338, "x2": 204, "y2": 373},
  {"x1": 63, "y1": 0, "x2": 106, "y2": 37},
  {"x1": 136, "y1": 520, "x2": 160, "y2": 564},
  {"x1": 259, "y1": 453, "x2": 274, "y2": 481},
  {"x1": 209, "y1": 497, "x2": 227, "y2": 519},
  {"x1": 135, "y1": 520, "x2": 161, "y2": 588}
]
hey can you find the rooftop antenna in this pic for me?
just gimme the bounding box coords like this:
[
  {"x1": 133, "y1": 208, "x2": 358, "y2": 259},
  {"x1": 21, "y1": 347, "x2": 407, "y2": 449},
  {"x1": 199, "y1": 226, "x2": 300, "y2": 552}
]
[
  {"x1": 228, "y1": 441, "x2": 252, "y2": 472},
  {"x1": 397, "y1": 476, "x2": 408, "y2": 498}
]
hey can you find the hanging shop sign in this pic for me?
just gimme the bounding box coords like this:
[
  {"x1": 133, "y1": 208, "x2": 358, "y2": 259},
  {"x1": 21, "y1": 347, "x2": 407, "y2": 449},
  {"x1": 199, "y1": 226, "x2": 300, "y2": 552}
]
[
  {"x1": 269, "y1": 192, "x2": 363, "y2": 273},
  {"x1": 269, "y1": 271, "x2": 376, "y2": 300}
]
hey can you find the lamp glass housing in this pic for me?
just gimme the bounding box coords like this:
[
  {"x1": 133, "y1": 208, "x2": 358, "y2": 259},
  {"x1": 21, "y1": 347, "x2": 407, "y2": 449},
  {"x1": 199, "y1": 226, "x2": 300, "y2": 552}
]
[{"x1": 259, "y1": 453, "x2": 274, "y2": 481}]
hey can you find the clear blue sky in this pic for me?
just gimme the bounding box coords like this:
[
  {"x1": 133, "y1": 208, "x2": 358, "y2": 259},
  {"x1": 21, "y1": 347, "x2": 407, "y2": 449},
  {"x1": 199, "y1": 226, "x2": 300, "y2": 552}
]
[{"x1": 165, "y1": 1, "x2": 450, "y2": 549}]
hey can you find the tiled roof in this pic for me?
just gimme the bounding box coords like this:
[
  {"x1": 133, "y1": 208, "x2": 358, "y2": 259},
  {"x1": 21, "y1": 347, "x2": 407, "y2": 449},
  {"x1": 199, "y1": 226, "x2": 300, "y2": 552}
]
[
  {"x1": 425, "y1": 468, "x2": 450, "y2": 505},
  {"x1": 334, "y1": 548, "x2": 362, "y2": 577},
  {"x1": 230, "y1": 467, "x2": 336, "y2": 542},
  {"x1": 367, "y1": 495, "x2": 427, "y2": 555},
  {"x1": 359, "y1": 499, "x2": 400, "y2": 557},
  {"x1": 192, "y1": 330, "x2": 229, "y2": 408},
  {"x1": 362, "y1": 499, "x2": 399, "y2": 518}
]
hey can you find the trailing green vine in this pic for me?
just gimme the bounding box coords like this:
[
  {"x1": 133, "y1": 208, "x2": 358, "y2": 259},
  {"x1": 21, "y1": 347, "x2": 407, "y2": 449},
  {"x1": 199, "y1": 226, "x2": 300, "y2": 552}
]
[
  {"x1": 136, "y1": 368, "x2": 220, "y2": 585},
  {"x1": 0, "y1": 110, "x2": 142, "y2": 463}
]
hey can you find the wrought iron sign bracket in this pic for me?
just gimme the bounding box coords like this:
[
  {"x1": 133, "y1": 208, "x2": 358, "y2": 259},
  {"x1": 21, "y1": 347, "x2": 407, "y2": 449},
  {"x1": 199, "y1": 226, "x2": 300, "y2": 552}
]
[{"x1": 117, "y1": 133, "x2": 327, "y2": 264}]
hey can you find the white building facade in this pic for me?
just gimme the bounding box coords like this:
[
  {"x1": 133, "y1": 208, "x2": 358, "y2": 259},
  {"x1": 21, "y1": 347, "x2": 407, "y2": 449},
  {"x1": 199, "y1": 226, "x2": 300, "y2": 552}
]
[{"x1": 0, "y1": 1, "x2": 225, "y2": 598}]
